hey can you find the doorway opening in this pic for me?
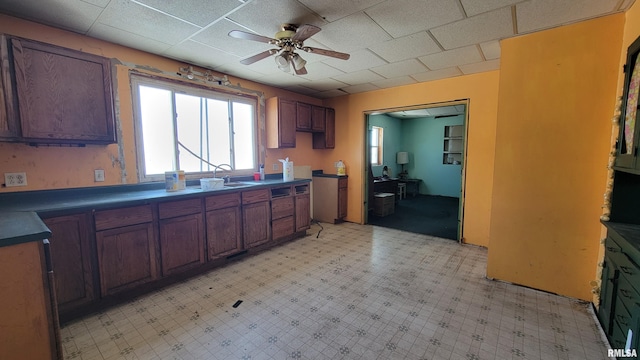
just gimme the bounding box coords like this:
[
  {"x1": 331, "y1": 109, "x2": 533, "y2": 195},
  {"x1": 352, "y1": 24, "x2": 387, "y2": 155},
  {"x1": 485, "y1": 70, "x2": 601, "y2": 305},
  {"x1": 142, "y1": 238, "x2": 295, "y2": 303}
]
[{"x1": 364, "y1": 100, "x2": 469, "y2": 242}]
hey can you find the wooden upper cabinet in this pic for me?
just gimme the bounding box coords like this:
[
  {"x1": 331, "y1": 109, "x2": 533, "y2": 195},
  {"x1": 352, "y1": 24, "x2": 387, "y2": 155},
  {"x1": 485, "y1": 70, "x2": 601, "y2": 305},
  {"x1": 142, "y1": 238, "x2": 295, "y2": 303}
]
[
  {"x1": 0, "y1": 35, "x2": 19, "y2": 140},
  {"x1": 10, "y1": 36, "x2": 116, "y2": 144},
  {"x1": 296, "y1": 102, "x2": 311, "y2": 131},
  {"x1": 313, "y1": 107, "x2": 335, "y2": 149},
  {"x1": 266, "y1": 97, "x2": 296, "y2": 148},
  {"x1": 311, "y1": 105, "x2": 325, "y2": 132}
]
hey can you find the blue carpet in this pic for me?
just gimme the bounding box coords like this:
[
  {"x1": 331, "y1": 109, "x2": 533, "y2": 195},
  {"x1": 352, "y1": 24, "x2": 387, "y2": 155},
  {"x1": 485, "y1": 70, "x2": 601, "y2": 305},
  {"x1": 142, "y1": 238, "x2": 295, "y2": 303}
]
[{"x1": 368, "y1": 194, "x2": 459, "y2": 240}]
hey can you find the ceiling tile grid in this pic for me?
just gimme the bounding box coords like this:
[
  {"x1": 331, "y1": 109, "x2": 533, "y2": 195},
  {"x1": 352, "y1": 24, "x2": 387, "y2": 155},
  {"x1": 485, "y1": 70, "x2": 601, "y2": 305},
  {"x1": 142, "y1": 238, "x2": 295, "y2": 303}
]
[{"x1": 0, "y1": 0, "x2": 633, "y2": 98}]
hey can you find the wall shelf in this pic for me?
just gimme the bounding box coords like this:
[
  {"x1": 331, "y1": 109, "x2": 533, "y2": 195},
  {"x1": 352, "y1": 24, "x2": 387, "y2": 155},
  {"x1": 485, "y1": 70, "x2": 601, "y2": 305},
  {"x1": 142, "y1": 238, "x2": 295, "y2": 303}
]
[{"x1": 443, "y1": 125, "x2": 463, "y2": 164}]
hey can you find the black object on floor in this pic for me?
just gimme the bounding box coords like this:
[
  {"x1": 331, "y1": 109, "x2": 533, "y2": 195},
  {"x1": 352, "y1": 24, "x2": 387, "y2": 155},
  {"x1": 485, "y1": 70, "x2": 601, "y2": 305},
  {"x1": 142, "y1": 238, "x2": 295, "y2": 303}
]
[{"x1": 369, "y1": 194, "x2": 459, "y2": 240}]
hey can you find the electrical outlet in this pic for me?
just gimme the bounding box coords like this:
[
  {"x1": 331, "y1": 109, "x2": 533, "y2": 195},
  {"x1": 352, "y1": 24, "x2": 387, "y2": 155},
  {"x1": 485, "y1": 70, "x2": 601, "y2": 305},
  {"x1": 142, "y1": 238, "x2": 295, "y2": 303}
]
[
  {"x1": 94, "y1": 169, "x2": 105, "y2": 182},
  {"x1": 272, "y1": 163, "x2": 279, "y2": 171},
  {"x1": 4, "y1": 172, "x2": 27, "y2": 187}
]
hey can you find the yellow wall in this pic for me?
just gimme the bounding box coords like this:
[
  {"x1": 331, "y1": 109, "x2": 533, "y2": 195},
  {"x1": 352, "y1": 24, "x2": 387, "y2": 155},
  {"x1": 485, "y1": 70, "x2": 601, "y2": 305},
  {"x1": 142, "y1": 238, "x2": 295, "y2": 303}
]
[
  {"x1": 0, "y1": 14, "x2": 326, "y2": 191},
  {"x1": 486, "y1": 14, "x2": 624, "y2": 301},
  {"x1": 324, "y1": 71, "x2": 500, "y2": 247}
]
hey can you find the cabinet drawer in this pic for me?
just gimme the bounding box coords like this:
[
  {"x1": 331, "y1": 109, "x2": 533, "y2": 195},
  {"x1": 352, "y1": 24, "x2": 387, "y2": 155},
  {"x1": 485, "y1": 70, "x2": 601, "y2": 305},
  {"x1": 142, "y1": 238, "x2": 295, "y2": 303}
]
[
  {"x1": 95, "y1": 205, "x2": 152, "y2": 231},
  {"x1": 272, "y1": 216, "x2": 294, "y2": 240},
  {"x1": 611, "y1": 251, "x2": 640, "y2": 293},
  {"x1": 618, "y1": 272, "x2": 640, "y2": 311},
  {"x1": 272, "y1": 197, "x2": 294, "y2": 220},
  {"x1": 206, "y1": 192, "x2": 240, "y2": 211},
  {"x1": 242, "y1": 189, "x2": 269, "y2": 205},
  {"x1": 159, "y1": 198, "x2": 201, "y2": 219},
  {"x1": 338, "y1": 177, "x2": 348, "y2": 189}
]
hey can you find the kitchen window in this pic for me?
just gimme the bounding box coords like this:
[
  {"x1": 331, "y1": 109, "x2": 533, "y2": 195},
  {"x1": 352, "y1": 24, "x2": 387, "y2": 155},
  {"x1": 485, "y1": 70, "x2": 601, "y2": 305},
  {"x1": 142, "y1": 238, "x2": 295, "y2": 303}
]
[
  {"x1": 370, "y1": 126, "x2": 383, "y2": 165},
  {"x1": 131, "y1": 74, "x2": 259, "y2": 182}
]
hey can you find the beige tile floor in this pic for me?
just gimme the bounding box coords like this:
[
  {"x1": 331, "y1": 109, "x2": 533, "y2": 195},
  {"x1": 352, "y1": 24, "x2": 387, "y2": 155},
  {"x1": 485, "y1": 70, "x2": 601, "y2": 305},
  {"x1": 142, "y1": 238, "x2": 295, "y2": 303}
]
[{"x1": 60, "y1": 222, "x2": 611, "y2": 360}]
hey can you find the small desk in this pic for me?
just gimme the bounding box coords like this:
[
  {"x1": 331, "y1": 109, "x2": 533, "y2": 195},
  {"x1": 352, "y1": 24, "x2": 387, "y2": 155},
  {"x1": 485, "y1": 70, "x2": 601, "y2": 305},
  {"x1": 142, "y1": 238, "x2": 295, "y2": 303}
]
[{"x1": 399, "y1": 179, "x2": 421, "y2": 197}]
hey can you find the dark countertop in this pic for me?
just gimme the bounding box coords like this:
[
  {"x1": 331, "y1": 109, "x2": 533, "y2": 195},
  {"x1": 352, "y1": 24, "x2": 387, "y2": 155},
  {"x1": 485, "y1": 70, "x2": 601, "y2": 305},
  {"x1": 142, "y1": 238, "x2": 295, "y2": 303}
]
[
  {"x1": 0, "y1": 178, "x2": 311, "y2": 217},
  {"x1": 0, "y1": 211, "x2": 51, "y2": 248},
  {"x1": 313, "y1": 173, "x2": 347, "y2": 178},
  {"x1": 602, "y1": 221, "x2": 640, "y2": 257}
]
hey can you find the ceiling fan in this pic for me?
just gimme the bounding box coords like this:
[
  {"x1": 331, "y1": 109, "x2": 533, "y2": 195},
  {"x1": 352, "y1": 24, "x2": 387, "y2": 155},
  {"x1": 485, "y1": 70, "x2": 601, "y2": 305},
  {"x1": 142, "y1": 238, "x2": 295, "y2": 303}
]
[{"x1": 228, "y1": 24, "x2": 350, "y2": 75}]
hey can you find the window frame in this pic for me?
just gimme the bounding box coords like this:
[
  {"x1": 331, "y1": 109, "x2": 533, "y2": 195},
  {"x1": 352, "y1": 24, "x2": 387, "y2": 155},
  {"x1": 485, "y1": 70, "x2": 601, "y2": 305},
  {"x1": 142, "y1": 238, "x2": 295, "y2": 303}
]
[
  {"x1": 370, "y1": 126, "x2": 384, "y2": 166},
  {"x1": 130, "y1": 73, "x2": 262, "y2": 182}
]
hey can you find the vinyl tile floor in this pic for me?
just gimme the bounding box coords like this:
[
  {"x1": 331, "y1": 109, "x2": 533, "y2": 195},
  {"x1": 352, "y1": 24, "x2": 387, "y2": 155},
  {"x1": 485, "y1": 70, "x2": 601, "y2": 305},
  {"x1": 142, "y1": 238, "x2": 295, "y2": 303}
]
[{"x1": 60, "y1": 222, "x2": 611, "y2": 360}]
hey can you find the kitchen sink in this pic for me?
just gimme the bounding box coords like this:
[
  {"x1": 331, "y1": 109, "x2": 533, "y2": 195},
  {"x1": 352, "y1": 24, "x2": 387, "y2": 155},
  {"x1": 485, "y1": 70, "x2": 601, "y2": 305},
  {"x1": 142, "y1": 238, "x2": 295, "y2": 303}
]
[{"x1": 223, "y1": 182, "x2": 249, "y2": 187}]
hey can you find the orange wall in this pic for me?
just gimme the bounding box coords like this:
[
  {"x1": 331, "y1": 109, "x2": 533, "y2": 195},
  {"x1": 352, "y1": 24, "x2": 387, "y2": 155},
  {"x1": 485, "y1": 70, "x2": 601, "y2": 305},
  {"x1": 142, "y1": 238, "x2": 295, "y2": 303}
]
[
  {"x1": 0, "y1": 14, "x2": 325, "y2": 192},
  {"x1": 324, "y1": 71, "x2": 500, "y2": 247},
  {"x1": 486, "y1": 14, "x2": 624, "y2": 301}
]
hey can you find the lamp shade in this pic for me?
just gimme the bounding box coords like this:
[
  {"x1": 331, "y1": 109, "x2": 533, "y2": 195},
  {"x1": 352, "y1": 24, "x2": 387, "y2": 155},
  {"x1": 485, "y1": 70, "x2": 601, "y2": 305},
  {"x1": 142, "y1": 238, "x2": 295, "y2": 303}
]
[{"x1": 396, "y1": 152, "x2": 409, "y2": 165}]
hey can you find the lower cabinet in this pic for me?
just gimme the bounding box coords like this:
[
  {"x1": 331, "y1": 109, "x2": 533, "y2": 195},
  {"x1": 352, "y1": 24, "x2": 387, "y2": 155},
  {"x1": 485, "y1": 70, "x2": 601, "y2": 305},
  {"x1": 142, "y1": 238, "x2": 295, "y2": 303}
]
[
  {"x1": 295, "y1": 193, "x2": 311, "y2": 232},
  {"x1": 271, "y1": 186, "x2": 294, "y2": 240},
  {"x1": 313, "y1": 175, "x2": 348, "y2": 223},
  {"x1": 242, "y1": 189, "x2": 271, "y2": 248},
  {"x1": 95, "y1": 206, "x2": 158, "y2": 296},
  {"x1": 42, "y1": 214, "x2": 95, "y2": 315},
  {"x1": 206, "y1": 192, "x2": 242, "y2": 260},
  {"x1": 158, "y1": 199, "x2": 205, "y2": 276},
  {"x1": 598, "y1": 224, "x2": 640, "y2": 352}
]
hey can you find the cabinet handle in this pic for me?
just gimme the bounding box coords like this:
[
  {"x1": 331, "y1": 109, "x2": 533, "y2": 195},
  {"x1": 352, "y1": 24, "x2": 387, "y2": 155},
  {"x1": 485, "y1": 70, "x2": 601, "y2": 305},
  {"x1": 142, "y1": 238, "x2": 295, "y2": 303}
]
[
  {"x1": 620, "y1": 266, "x2": 634, "y2": 275},
  {"x1": 617, "y1": 314, "x2": 629, "y2": 326},
  {"x1": 606, "y1": 246, "x2": 618, "y2": 253},
  {"x1": 620, "y1": 288, "x2": 633, "y2": 299}
]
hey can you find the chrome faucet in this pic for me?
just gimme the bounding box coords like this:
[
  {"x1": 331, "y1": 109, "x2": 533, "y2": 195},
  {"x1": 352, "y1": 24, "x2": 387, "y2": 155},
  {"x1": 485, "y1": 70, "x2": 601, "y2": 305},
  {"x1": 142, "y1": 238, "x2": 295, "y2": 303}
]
[{"x1": 213, "y1": 164, "x2": 233, "y2": 183}]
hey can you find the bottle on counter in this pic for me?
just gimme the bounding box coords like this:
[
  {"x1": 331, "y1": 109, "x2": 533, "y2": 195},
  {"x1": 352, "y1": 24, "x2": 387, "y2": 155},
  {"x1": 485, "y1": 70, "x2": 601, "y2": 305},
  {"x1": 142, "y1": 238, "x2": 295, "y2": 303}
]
[
  {"x1": 259, "y1": 164, "x2": 265, "y2": 180},
  {"x1": 336, "y1": 160, "x2": 346, "y2": 176}
]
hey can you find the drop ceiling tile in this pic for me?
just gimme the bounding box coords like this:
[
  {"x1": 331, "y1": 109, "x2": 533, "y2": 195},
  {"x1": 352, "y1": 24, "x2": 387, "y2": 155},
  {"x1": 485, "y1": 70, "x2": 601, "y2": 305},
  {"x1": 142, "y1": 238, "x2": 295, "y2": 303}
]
[
  {"x1": 192, "y1": 18, "x2": 273, "y2": 57},
  {"x1": 83, "y1": 0, "x2": 110, "y2": 7},
  {"x1": 431, "y1": 7, "x2": 513, "y2": 50},
  {"x1": 411, "y1": 67, "x2": 463, "y2": 82},
  {"x1": 371, "y1": 76, "x2": 417, "y2": 89},
  {"x1": 0, "y1": 0, "x2": 104, "y2": 33},
  {"x1": 459, "y1": 59, "x2": 500, "y2": 74},
  {"x1": 369, "y1": 32, "x2": 441, "y2": 63},
  {"x1": 96, "y1": 0, "x2": 200, "y2": 45},
  {"x1": 480, "y1": 40, "x2": 501, "y2": 60},
  {"x1": 282, "y1": 85, "x2": 321, "y2": 96},
  {"x1": 132, "y1": 0, "x2": 244, "y2": 27},
  {"x1": 331, "y1": 70, "x2": 384, "y2": 85},
  {"x1": 298, "y1": 78, "x2": 349, "y2": 92},
  {"x1": 460, "y1": 0, "x2": 521, "y2": 17},
  {"x1": 254, "y1": 72, "x2": 313, "y2": 87},
  {"x1": 315, "y1": 89, "x2": 349, "y2": 98},
  {"x1": 321, "y1": 49, "x2": 387, "y2": 73},
  {"x1": 301, "y1": 62, "x2": 345, "y2": 81},
  {"x1": 371, "y1": 59, "x2": 428, "y2": 78},
  {"x1": 516, "y1": 0, "x2": 619, "y2": 34},
  {"x1": 226, "y1": 0, "x2": 325, "y2": 38},
  {"x1": 88, "y1": 22, "x2": 172, "y2": 54},
  {"x1": 163, "y1": 40, "x2": 240, "y2": 68},
  {"x1": 418, "y1": 45, "x2": 482, "y2": 70},
  {"x1": 297, "y1": 0, "x2": 386, "y2": 22},
  {"x1": 214, "y1": 62, "x2": 270, "y2": 82},
  {"x1": 310, "y1": 11, "x2": 391, "y2": 53},
  {"x1": 341, "y1": 83, "x2": 380, "y2": 94},
  {"x1": 365, "y1": 0, "x2": 464, "y2": 38}
]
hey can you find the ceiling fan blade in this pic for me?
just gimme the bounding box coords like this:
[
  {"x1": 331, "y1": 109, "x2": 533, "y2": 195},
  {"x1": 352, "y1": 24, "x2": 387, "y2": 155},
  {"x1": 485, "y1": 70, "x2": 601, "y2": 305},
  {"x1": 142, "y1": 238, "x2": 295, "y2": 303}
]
[
  {"x1": 240, "y1": 49, "x2": 278, "y2": 65},
  {"x1": 303, "y1": 46, "x2": 350, "y2": 60},
  {"x1": 228, "y1": 30, "x2": 276, "y2": 44},
  {"x1": 293, "y1": 64, "x2": 307, "y2": 75},
  {"x1": 291, "y1": 24, "x2": 321, "y2": 42}
]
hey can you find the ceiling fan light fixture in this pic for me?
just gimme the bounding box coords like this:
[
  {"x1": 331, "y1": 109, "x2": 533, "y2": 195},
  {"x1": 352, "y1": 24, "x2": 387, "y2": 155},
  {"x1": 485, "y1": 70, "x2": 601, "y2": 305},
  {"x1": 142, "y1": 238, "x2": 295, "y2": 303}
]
[
  {"x1": 275, "y1": 52, "x2": 290, "y2": 72},
  {"x1": 291, "y1": 53, "x2": 306, "y2": 70}
]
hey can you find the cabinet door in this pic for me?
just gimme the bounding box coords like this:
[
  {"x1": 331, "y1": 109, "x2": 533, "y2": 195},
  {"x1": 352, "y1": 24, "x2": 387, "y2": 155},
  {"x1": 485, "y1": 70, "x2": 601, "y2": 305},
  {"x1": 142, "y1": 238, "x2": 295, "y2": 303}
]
[
  {"x1": 295, "y1": 194, "x2": 311, "y2": 232},
  {"x1": 10, "y1": 37, "x2": 116, "y2": 144},
  {"x1": 279, "y1": 99, "x2": 296, "y2": 148},
  {"x1": 243, "y1": 201, "x2": 271, "y2": 248},
  {"x1": 338, "y1": 178, "x2": 348, "y2": 220},
  {"x1": 207, "y1": 206, "x2": 242, "y2": 260},
  {"x1": 311, "y1": 106, "x2": 325, "y2": 132},
  {"x1": 296, "y1": 102, "x2": 311, "y2": 131},
  {"x1": 159, "y1": 214, "x2": 205, "y2": 276},
  {"x1": 43, "y1": 214, "x2": 95, "y2": 313},
  {"x1": 96, "y1": 223, "x2": 157, "y2": 296},
  {"x1": 599, "y1": 254, "x2": 617, "y2": 335},
  {"x1": 312, "y1": 107, "x2": 335, "y2": 149},
  {"x1": 0, "y1": 35, "x2": 19, "y2": 140}
]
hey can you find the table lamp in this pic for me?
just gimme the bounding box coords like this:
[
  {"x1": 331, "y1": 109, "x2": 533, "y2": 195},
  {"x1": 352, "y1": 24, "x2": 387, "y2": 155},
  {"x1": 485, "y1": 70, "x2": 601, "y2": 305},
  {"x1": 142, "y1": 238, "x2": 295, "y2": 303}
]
[{"x1": 397, "y1": 152, "x2": 409, "y2": 179}]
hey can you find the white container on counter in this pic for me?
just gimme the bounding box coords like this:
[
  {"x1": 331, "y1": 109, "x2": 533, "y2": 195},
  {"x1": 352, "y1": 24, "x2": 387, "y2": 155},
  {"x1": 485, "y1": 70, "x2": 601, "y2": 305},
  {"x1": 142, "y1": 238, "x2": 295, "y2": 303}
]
[
  {"x1": 200, "y1": 178, "x2": 224, "y2": 190},
  {"x1": 165, "y1": 171, "x2": 185, "y2": 192},
  {"x1": 279, "y1": 158, "x2": 294, "y2": 182}
]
